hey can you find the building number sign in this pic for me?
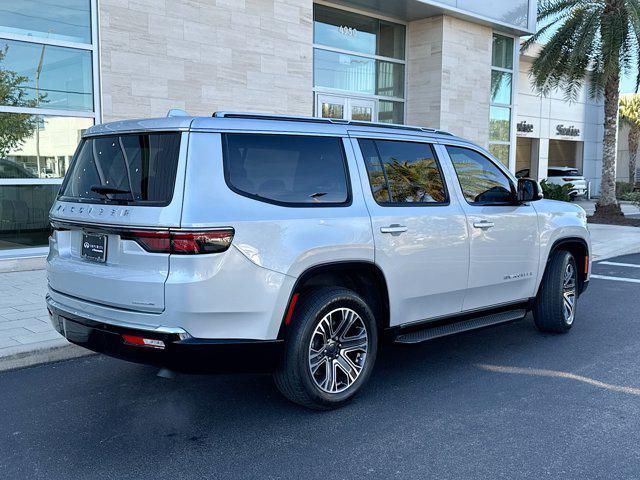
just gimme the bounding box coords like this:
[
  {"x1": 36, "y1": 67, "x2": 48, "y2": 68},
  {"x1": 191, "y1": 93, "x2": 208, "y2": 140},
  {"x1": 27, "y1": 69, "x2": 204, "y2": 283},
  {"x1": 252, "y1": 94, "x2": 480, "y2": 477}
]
[{"x1": 338, "y1": 25, "x2": 358, "y2": 37}]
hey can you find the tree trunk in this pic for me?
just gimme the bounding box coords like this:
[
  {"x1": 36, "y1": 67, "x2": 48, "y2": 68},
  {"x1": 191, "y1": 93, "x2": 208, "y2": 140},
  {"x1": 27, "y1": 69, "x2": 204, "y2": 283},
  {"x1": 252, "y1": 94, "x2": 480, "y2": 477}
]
[
  {"x1": 629, "y1": 126, "x2": 639, "y2": 185},
  {"x1": 594, "y1": 74, "x2": 623, "y2": 217}
]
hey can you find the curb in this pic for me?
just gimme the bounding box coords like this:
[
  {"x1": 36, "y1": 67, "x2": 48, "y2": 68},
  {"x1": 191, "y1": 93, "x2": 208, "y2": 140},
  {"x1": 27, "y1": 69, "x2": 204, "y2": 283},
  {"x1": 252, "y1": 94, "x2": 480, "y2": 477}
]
[
  {"x1": 0, "y1": 338, "x2": 95, "y2": 373},
  {"x1": 593, "y1": 247, "x2": 640, "y2": 261}
]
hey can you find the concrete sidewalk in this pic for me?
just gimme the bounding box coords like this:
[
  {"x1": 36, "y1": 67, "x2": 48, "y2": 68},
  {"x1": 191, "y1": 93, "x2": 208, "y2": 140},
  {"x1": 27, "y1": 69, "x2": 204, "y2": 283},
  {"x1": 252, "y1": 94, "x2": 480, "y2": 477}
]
[{"x1": 1, "y1": 221, "x2": 638, "y2": 372}]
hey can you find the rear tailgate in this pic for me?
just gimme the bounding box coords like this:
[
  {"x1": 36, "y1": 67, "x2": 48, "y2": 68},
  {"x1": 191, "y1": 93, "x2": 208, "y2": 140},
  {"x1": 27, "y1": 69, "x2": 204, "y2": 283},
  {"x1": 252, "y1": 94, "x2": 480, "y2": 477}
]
[{"x1": 47, "y1": 131, "x2": 188, "y2": 313}]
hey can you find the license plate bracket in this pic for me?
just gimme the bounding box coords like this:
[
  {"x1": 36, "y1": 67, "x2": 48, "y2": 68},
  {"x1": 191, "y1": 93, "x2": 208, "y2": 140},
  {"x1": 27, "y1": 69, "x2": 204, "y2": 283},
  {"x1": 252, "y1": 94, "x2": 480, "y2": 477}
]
[{"x1": 81, "y1": 232, "x2": 107, "y2": 263}]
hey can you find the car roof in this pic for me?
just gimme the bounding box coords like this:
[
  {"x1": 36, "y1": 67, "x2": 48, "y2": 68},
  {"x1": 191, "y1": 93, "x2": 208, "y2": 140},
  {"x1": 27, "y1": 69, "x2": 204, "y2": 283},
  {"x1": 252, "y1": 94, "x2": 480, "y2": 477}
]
[{"x1": 83, "y1": 112, "x2": 470, "y2": 144}]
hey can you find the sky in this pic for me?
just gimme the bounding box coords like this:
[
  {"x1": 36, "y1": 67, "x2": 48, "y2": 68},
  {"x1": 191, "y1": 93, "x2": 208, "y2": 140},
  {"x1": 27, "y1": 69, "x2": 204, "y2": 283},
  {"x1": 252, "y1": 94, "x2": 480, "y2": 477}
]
[{"x1": 620, "y1": 69, "x2": 638, "y2": 94}]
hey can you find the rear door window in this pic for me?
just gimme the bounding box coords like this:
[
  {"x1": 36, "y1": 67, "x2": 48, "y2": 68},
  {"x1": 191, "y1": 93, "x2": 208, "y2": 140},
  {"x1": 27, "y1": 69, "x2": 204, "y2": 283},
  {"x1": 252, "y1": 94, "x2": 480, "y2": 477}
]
[
  {"x1": 59, "y1": 132, "x2": 182, "y2": 206},
  {"x1": 358, "y1": 139, "x2": 448, "y2": 205},
  {"x1": 222, "y1": 134, "x2": 350, "y2": 206}
]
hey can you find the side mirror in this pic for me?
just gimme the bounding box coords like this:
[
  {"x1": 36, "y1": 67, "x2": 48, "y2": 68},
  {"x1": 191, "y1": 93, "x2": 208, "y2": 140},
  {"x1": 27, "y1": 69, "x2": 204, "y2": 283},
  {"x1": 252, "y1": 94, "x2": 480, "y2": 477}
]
[{"x1": 517, "y1": 178, "x2": 543, "y2": 202}]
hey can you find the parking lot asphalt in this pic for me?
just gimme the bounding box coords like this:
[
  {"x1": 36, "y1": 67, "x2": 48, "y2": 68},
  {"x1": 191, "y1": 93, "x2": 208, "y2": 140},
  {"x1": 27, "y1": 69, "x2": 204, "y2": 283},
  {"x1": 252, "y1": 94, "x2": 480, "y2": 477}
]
[{"x1": 1, "y1": 254, "x2": 640, "y2": 480}]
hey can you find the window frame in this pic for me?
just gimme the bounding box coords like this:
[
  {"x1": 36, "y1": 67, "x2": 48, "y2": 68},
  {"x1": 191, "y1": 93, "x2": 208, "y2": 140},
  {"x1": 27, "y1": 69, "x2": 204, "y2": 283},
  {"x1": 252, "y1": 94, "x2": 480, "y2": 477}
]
[
  {"x1": 445, "y1": 144, "x2": 518, "y2": 207},
  {"x1": 357, "y1": 137, "x2": 450, "y2": 208},
  {"x1": 312, "y1": 1, "x2": 407, "y2": 124},
  {"x1": 221, "y1": 133, "x2": 353, "y2": 209},
  {"x1": 488, "y1": 32, "x2": 517, "y2": 168},
  {"x1": 57, "y1": 132, "x2": 183, "y2": 207}
]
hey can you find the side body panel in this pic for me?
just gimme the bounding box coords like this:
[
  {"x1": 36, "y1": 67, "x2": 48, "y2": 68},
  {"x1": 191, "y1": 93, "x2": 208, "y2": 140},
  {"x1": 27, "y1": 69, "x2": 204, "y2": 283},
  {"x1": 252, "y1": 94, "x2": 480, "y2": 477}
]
[
  {"x1": 349, "y1": 135, "x2": 470, "y2": 326},
  {"x1": 434, "y1": 144, "x2": 540, "y2": 311},
  {"x1": 180, "y1": 132, "x2": 375, "y2": 278}
]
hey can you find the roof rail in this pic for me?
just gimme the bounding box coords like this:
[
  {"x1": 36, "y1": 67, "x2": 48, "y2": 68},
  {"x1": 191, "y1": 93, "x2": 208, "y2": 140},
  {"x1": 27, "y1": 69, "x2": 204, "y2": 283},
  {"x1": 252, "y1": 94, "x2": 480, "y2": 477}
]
[{"x1": 212, "y1": 111, "x2": 453, "y2": 136}]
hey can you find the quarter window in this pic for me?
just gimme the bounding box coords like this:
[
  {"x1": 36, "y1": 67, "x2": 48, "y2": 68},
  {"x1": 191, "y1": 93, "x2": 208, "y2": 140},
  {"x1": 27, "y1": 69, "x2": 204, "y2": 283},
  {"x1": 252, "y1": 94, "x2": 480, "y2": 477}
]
[
  {"x1": 359, "y1": 139, "x2": 447, "y2": 205},
  {"x1": 223, "y1": 134, "x2": 350, "y2": 206},
  {"x1": 446, "y1": 146, "x2": 515, "y2": 205}
]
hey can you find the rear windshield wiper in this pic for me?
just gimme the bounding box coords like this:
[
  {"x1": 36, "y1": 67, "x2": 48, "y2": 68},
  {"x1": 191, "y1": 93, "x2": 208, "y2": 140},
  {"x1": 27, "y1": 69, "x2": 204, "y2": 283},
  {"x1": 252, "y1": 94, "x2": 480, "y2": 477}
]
[{"x1": 90, "y1": 184, "x2": 132, "y2": 196}]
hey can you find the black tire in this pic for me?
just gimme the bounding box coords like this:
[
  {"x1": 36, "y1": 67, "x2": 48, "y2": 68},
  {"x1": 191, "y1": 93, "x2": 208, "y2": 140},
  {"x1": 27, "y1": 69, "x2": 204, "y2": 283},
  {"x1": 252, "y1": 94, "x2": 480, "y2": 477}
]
[
  {"x1": 532, "y1": 250, "x2": 578, "y2": 333},
  {"x1": 273, "y1": 287, "x2": 378, "y2": 410}
]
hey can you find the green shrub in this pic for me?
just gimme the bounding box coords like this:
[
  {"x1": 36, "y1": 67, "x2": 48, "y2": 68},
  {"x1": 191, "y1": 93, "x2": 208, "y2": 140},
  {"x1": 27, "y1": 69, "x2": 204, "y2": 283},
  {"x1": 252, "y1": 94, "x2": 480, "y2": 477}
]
[
  {"x1": 540, "y1": 179, "x2": 573, "y2": 201},
  {"x1": 620, "y1": 191, "x2": 640, "y2": 210},
  {"x1": 616, "y1": 181, "x2": 635, "y2": 198}
]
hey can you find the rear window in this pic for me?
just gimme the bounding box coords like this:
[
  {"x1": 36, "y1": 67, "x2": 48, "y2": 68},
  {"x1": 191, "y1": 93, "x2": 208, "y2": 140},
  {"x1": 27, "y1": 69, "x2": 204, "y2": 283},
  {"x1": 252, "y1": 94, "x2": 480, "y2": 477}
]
[
  {"x1": 222, "y1": 133, "x2": 350, "y2": 206},
  {"x1": 59, "y1": 132, "x2": 181, "y2": 206}
]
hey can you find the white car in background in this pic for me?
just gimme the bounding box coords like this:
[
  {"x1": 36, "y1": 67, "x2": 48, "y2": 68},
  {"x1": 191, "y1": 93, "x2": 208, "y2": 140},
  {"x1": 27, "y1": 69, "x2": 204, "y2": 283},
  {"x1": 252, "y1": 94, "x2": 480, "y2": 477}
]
[{"x1": 517, "y1": 166, "x2": 588, "y2": 199}]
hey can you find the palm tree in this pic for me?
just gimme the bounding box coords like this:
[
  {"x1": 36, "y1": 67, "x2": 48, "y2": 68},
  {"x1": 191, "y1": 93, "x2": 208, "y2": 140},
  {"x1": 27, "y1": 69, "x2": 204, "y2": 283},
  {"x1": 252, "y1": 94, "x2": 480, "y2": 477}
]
[
  {"x1": 619, "y1": 93, "x2": 640, "y2": 184},
  {"x1": 522, "y1": 0, "x2": 640, "y2": 217}
]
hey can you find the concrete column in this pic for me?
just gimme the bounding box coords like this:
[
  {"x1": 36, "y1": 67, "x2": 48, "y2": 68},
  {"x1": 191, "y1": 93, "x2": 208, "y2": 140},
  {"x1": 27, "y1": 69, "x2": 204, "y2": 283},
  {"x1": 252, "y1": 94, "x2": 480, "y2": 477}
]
[
  {"x1": 536, "y1": 138, "x2": 550, "y2": 181},
  {"x1": 405, "y1": 15, "x2": 492, "y2": 148},
  {"x1": 405, "y1": 16, "x2": 444, "y2": 129}
]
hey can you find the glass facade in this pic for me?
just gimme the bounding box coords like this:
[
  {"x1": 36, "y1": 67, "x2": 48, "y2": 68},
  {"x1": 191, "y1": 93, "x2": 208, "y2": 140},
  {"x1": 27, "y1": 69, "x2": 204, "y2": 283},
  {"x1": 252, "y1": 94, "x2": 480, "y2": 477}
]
[
  {"x1": 489, "y1": 34, "x2": 514, "y2": 167},
  {"x1": 0, "y1": 0, "x2": 96, "y2": 252},
  {"x1": 0, "y1": 0, "x2": 92, "y2": 44},
  {"x1": 313, "y1": 4, "x2": 406, "y2": 124}
]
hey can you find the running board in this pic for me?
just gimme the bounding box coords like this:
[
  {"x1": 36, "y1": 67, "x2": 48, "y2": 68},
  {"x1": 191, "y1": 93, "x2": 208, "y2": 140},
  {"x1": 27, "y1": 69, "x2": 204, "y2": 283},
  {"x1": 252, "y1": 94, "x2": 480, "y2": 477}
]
[{"x1": 394, "y1": 309, "x2": 527, "y2": 344}]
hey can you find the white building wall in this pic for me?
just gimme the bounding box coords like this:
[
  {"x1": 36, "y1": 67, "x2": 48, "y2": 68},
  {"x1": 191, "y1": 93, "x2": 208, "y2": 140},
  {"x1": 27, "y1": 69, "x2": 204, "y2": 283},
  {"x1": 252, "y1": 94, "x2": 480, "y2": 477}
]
[{"x1": 517, "y1": 54, "x2": 604, "y2": 195}]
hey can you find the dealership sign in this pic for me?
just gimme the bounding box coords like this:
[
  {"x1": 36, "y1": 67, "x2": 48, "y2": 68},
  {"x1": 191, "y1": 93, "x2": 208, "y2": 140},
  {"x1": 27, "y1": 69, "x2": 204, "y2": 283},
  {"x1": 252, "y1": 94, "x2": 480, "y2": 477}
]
[
  {"x1": 517, "y1": 121, "x2": 534, "y2": 133},
  {"x1": 556, "y1": 124, "x2": 580, "y2": 137}
]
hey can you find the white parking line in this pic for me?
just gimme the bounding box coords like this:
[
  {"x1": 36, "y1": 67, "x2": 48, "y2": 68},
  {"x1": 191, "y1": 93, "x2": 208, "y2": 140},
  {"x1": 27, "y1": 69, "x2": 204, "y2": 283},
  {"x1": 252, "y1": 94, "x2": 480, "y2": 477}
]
[
  {"x1": 590, "y1": 274, "x2": 640, "y2": 284},
  {"x1": 599, "y1": 261, "x2": 640, "y2": 269}
]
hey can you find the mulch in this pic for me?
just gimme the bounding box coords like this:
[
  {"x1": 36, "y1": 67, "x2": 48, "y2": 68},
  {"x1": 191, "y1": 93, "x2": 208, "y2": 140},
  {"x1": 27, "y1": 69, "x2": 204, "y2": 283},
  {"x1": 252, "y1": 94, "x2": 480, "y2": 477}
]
[{"x1": 587, "y1": 215, "x2": 640, "y2": 227}]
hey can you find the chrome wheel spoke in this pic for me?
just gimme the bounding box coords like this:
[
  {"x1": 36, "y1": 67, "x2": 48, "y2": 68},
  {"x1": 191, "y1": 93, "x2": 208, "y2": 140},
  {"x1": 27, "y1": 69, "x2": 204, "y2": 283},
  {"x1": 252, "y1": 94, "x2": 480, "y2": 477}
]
[
  {"x1": 340, "y1": 332, "x2": 367, "y2": 351},
  {"x1": 308, "y1": 307, "x2": 368, "y2": 394},
  {"x1": 335, "y1": 353, "x2": 360, "y2": 383},
  {"x1": 334, "y1": 309, "x2": 357, "y2": 341},
  {"x1": 320, "y1": 359, "x2": 337, "y2": 392},
  {"x1": 309, "y1": 348, "x2": 324, "y2": 374}
]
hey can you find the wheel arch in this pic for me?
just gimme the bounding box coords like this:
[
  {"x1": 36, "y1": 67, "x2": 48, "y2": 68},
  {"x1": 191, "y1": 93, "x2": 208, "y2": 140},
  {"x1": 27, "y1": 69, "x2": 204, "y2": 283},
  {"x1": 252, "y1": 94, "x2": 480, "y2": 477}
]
[
  {"x1": 539, "y1": 236, "x2": 590, "y2": 296},
  {"x1": 277, "y1": 261, "x2": 390, "y2": 339}
]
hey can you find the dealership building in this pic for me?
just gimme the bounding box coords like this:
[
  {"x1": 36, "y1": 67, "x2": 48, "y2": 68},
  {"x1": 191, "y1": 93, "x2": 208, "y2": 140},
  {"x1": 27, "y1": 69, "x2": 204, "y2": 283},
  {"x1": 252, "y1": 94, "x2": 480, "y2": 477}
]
[{"x1": 0, "y1": 0, "x2": 609, "y2": 262}]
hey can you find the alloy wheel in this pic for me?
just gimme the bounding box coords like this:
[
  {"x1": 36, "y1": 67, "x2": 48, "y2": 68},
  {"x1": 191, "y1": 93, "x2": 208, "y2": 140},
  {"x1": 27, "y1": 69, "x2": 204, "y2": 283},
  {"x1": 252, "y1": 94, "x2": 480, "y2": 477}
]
[
  {"x1": 562, "y1": 259, "x2": 577, "y2": 325},
  {"x1": 308, "y1": 307, "x2": 368, "y2": 394}
]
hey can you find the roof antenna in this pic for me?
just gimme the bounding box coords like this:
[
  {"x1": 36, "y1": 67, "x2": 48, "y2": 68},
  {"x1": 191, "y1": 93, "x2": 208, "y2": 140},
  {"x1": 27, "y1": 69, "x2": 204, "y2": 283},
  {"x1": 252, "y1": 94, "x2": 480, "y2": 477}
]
[{"x1": 167, "y1": 108, "x2": 189, "y2": 117}]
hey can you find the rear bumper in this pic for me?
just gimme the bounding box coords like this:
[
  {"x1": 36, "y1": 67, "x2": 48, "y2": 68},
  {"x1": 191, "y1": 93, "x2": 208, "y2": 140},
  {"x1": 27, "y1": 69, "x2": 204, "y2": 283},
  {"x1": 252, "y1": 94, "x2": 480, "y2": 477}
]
[{"x1": 47, "y1": 296, "x2": 283, "y2": 374}]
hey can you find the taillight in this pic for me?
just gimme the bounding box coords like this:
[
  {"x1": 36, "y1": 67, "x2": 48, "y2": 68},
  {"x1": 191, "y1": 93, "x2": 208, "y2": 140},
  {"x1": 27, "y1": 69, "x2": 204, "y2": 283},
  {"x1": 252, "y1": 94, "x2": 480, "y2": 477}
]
[
  {"x1": 122, "y1": 229, "x2": 234, "y2": 254},
  {"x1": 562, "y1": 177, "x2": 576, "y2": 181}
]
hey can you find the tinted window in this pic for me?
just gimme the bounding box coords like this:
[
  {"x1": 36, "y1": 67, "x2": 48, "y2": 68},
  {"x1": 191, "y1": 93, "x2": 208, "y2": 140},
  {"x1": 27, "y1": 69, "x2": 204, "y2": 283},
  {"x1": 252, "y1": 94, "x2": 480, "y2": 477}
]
[
  {"x1": 59, "y1": 133, "x2": 181, "y2": 206},
  {"x1": 223, "y1": 134, "x2": 349, "y2": 206},
  {"x1": 359, "y1": 139, "x2": 447, "y2": 204},
  {"x1": 446, "y1": 146, "x2": 514, "y2": 205}
]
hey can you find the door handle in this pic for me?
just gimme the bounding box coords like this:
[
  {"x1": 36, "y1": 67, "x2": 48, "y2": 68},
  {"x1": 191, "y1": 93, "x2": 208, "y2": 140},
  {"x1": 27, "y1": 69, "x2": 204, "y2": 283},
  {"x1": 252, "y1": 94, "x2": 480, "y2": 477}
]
[
  {"x1": 473, "y1": 221, "x2": 495, "y2": 229},
  {"x1": 380, "y1": 224, "x2": 408, "y2": 235}
]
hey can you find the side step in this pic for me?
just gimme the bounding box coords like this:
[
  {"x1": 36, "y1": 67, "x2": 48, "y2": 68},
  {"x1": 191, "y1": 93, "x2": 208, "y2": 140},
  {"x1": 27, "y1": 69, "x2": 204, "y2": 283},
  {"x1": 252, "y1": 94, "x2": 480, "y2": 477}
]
[{"x1": 394, "y1": 309, "x2": 527, "y2": 344}]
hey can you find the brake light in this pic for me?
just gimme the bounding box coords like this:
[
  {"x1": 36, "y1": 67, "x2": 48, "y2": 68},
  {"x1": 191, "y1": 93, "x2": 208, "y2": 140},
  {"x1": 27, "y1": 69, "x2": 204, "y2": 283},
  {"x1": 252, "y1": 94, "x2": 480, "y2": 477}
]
[
  {"x1": 562, "y1": 177, "x2": 576, "y2": 181},
  {"x1": 122, "y1": 229, "x2": 234, "y2": 254}
]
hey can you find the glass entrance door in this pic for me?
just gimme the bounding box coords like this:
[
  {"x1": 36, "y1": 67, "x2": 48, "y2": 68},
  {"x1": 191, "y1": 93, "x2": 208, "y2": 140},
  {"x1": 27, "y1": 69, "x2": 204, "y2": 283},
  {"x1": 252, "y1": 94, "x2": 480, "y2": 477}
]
[{"x1": 316, "y1": 94, "x2": 376, "y2": 122}]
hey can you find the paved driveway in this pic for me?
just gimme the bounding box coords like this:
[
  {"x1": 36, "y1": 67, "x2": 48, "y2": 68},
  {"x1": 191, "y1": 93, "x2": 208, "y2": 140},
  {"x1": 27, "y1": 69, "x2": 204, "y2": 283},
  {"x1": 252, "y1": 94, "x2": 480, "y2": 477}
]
[{"x1": 1, "y1": 254, "x2": 640, "y2": 479}]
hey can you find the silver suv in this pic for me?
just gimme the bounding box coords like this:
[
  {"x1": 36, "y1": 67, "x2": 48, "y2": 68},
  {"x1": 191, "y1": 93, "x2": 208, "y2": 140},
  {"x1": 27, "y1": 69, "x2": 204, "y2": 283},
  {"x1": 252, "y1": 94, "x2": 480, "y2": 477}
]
[{"x1": 47, "y1": 112, "x2": 591, "y2": 410}]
